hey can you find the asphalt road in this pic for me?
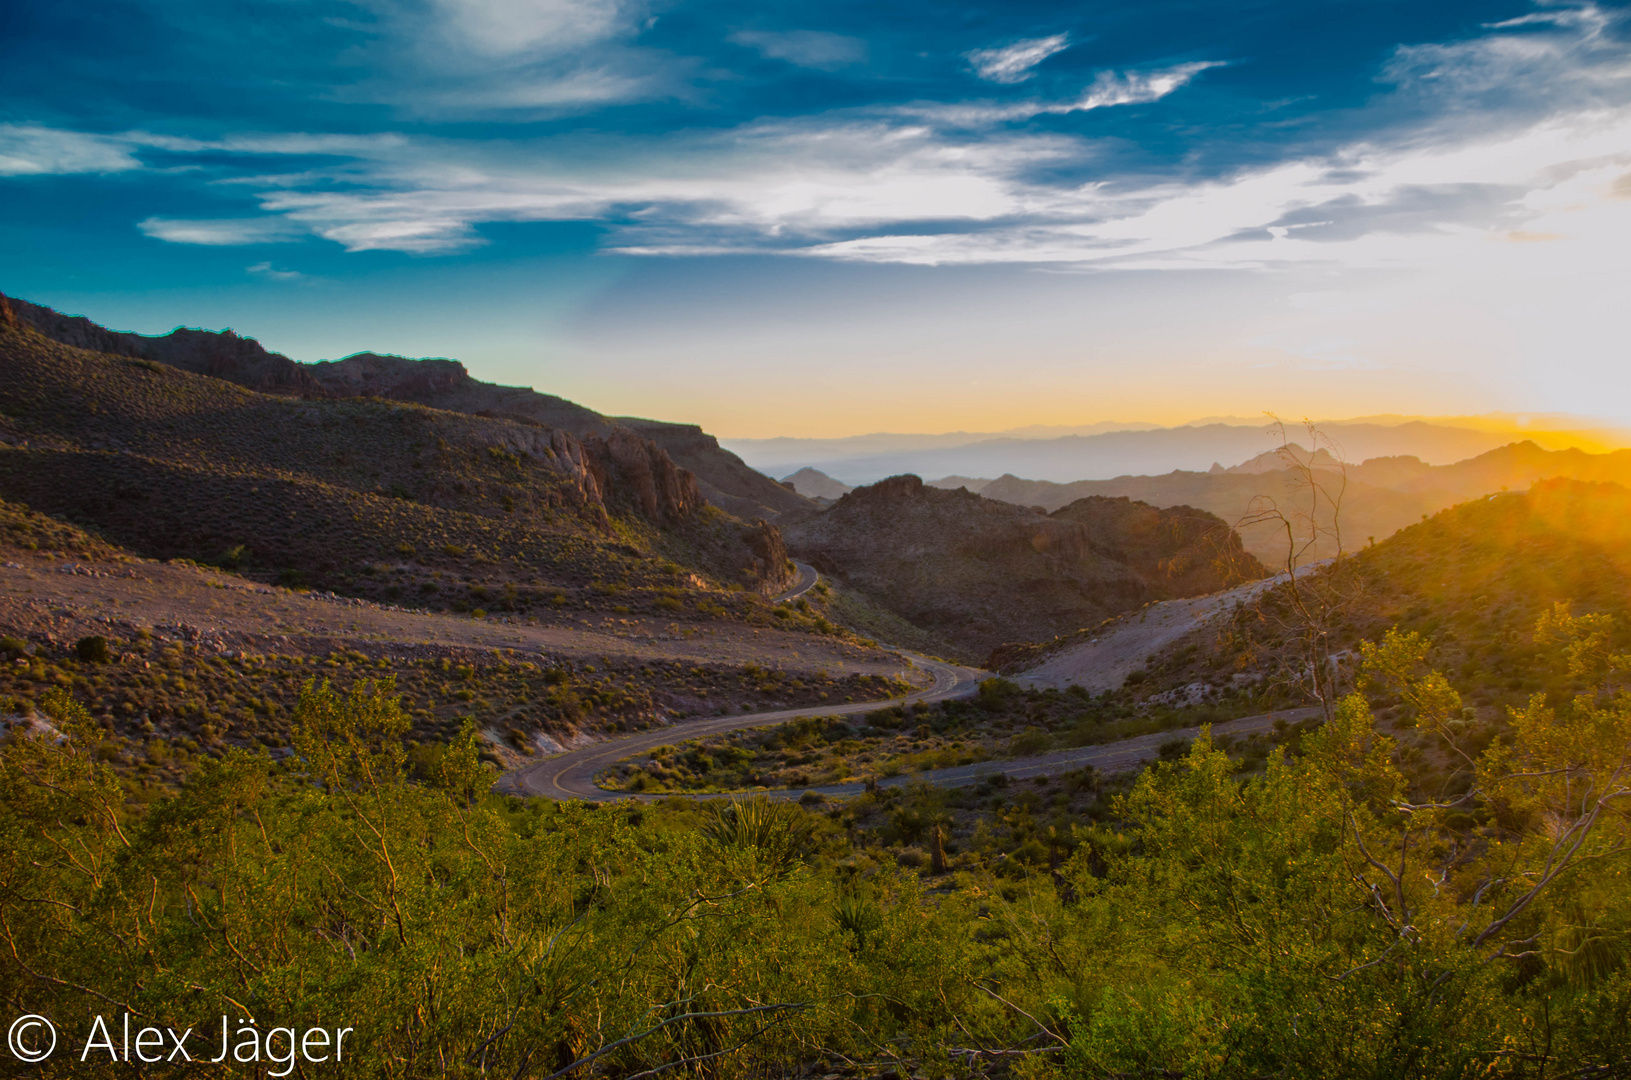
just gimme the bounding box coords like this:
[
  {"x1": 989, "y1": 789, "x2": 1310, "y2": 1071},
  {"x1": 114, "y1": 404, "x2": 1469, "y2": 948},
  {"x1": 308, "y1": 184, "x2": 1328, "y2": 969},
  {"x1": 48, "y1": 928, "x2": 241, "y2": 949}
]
[
  {"x1": 495, "y1": 557, "x2": 1326, "y2": 803},
  {"x1": 497, "y1": 650, "x2": 989, "y2": 801},
  {"x1": 773, "y1": 561, "x2": 820, "y2": 603},
  {"x1": 795, "y1": 704, "x2": 1327, "y2": 798}
]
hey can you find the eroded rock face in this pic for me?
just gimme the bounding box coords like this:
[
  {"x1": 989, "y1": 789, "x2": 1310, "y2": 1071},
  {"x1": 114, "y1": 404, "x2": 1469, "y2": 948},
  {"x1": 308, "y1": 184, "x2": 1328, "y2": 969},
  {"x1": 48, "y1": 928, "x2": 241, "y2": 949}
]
[
  {"x1": 742, "y1": 519, "x2": 795, "y2": 592},
  {"x1": 583, "y1": 431, "x2": 701, "y2": 523}
]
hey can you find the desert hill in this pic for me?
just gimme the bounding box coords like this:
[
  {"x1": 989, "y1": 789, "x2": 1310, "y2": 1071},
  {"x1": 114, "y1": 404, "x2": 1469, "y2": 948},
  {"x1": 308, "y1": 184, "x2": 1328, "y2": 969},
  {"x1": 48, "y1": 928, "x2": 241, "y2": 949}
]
[
  {"x1": 779, "y1": 474, "x2": 1263, "y2": 659},
  {"x1": 781, "y1": 467, "x2": 852, "y2": 501},
  {"x1": 2, "y1": 293, "x2": 811, "y2": 523},
  {"x1": 1007, "y1": 479, "x2": 1631, "y2": 716},
  {"x1": 0, "y1": 304, "x2": 799, "y2": 615}
]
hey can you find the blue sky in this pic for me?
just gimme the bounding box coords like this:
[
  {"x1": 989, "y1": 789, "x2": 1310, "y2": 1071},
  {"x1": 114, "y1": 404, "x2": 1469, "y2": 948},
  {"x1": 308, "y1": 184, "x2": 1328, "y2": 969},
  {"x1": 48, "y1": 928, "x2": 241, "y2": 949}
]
[{"x1": 4, "y1": 0, "x2": 1630, "y2": 435}]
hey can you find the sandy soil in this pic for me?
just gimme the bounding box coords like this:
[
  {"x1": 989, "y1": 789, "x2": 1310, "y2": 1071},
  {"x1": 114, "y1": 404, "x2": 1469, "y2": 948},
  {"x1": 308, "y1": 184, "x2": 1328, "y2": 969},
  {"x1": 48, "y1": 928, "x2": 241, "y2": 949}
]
[{"x1": 0, "y1": 550, "x2": 916, "y2": 679}]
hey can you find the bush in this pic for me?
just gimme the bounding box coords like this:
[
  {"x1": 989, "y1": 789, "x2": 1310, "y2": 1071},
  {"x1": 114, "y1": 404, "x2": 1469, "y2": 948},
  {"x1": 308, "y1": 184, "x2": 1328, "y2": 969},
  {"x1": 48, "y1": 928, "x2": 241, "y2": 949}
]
[
  {"x1": 977, "y1": 677, "x2": 1021, "y2": 709},
  {"x1": 75, "y1": 636, "x2": 111, "y2": 664},
  {"x1": 0, "y1": 636, "x2": 28, "y2": 660}
]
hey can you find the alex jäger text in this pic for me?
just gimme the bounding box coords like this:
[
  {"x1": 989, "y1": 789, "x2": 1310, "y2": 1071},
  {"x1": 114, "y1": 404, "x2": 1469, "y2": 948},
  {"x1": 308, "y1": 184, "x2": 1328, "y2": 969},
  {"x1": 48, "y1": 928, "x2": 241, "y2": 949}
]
[{"x1": 80, "y1": 1013, "x2": 353, "y2": 1074}]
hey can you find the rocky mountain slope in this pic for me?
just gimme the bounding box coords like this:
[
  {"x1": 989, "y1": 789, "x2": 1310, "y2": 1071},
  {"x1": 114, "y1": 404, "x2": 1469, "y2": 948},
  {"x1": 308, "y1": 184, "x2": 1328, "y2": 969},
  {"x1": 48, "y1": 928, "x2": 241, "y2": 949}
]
[
  {"x1": 0, "y1": 302, "x2": 798, "y2": 613},
  {"x1": 2, "y1": 292, "x2": 811, "y2": 523},
  {"x1": 779, "y1": 474, "x2": 1264, "y2": 660}
]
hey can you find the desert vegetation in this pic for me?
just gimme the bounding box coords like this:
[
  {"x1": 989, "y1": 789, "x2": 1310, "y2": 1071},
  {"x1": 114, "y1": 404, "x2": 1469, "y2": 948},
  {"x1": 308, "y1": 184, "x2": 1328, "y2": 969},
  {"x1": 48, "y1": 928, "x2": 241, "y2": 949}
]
[{"x1": 4, "y1": 606, "x2": 1627, "y2": 1077}]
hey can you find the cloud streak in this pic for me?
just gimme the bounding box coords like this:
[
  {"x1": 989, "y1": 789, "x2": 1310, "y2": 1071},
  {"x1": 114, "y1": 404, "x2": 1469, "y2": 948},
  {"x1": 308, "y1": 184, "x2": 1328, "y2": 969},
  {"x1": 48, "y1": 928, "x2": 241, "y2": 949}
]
[{"x1": 965, "y1": 35, "x2": 1070, "y2": 84}]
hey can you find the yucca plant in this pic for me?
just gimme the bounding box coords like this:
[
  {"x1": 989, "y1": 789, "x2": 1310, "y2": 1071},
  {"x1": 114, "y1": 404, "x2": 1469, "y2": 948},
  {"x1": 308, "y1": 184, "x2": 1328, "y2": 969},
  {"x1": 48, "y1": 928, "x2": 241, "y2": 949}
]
[{"x1": 700, "y1": 795, "x2": 818, "y2": 879}]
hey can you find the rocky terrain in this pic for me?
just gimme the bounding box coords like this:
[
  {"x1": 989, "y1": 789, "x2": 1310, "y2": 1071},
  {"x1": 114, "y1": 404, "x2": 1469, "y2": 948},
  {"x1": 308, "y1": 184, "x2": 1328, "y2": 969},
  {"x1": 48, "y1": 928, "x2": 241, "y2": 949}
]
[
  {"x1": 2, "y1": 292, "x2": 811, "y2": 523},
  {"x1": 780, "y1": 474, "x2": 1263, "y2": 660},
  {"x1": 0, "y1": 497, "x2": 914, "y2": 781}
]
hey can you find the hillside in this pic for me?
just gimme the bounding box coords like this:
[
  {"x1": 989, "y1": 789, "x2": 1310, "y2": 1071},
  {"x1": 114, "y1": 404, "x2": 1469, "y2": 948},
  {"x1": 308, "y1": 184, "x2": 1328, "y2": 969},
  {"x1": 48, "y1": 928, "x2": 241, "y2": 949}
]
[
  {"x1": 0, "y1": 308, "x2": 801, "y2": 614},
  {"x1": 979, "y1": 439, "x2": 1631, "y2": 565},
  {"x1": 3, "y1": 292, "x2": 812, "y2": 523},
  {"x1": 1010, "y1": 479, "x2": 1631, "y2": 715},
  {"x1": 780, "y1": 475, "x2": 1263, "y2": 659}
]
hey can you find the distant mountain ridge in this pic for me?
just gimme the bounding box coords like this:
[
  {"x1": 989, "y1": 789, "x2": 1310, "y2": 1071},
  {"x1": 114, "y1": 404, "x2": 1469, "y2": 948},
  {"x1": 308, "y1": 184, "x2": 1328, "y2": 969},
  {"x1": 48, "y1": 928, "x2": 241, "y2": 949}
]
[
  {"x1": 781, "y1": 467, "x2": 852, "y2": 501},
  {"x1": 727, "y1": 421, "x2": 1533, "y2": 486},
  {"x1": 977, "y1": 440, "x2": 1631, "y2": 565},
  {"x1": 2, "y1": 293, "x2": 811, "y2": 523}
]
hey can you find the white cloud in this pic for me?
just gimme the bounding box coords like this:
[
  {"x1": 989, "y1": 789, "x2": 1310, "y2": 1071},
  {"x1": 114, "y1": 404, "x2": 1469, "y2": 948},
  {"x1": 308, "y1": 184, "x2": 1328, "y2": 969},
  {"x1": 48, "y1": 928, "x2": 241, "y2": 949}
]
[
  {"x1": 904, "y1": 61, "x2": 1223, "y2": 125},
  {"x1": 247, "y1": 261, "x2": 306, "y2": 280},
  {"x1": 965, "y1": 35, "x2": 1070, "y2": 84},
  {"x1": 330, "y1": 0, "x2": 665, "y2": 116},
  {"x1": 138, "y1": 217, "x2": 307, "y2": 246},
  {"x1": 729, "y1": 29, "x2": 867, "y2": 70},
  {"x1": 0, "y1": 124, "x2": 141, "y2": 176}
]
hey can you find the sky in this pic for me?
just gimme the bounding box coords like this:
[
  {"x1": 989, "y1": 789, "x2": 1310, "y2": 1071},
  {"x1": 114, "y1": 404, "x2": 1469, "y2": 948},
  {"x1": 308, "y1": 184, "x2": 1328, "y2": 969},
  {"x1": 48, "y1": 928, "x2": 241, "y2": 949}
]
[{"x1": 3, "y1": 0, "x2": 1629, "y2": 437}]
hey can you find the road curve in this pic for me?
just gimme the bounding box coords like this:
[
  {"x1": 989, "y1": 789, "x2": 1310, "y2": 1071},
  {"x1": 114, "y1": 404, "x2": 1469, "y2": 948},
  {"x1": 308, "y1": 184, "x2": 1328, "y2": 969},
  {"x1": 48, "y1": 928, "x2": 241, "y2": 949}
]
[
  {"x1": 497, "y1": 651, "x2": 988, "y2": 801},
  {"x1": 772, "y1": 561, "x2": 820, "y2": 603}
]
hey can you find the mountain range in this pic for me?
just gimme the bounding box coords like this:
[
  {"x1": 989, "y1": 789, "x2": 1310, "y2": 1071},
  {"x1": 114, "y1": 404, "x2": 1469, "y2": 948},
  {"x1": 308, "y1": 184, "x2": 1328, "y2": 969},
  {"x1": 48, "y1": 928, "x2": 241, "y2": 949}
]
[{"x1": 727, "y1": 419, "x2": 1620, "y2": 485}]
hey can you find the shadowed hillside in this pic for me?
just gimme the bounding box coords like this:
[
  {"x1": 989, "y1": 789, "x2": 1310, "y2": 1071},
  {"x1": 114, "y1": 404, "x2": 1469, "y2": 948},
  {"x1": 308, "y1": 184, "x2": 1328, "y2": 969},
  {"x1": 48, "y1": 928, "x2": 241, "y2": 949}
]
[
  {"x1": 0, "y1": 305, "x2": 798, "y2": 613},
  {"x1": 780, "y1": 474, "x2": 1263, "y2": 659},
  {"x1": 3, "y1": 292, "x2": 813, "y2": 522}
]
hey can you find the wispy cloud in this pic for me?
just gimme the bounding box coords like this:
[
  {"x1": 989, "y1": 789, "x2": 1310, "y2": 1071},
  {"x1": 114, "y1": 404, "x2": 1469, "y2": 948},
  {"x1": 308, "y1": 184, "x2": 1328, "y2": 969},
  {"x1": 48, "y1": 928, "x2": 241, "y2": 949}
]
[
  {"x1": 903, "y1": 61, "x2": 1224, "y2": 125},
  {"x1": 729, "y1": 29, "x2": 867, "y2": 70},
  {"x1": 246, "y1": 261, "x2": 306, "y2": 280},
  {"x1": 964, "y1": 35, "x2": 1070, "y2": 84},
  {"x1": 0, "y1": 124, "x2": 141, "y2": 176},
  {"x1": 139, "y1": 217, "x2": 307, "y2": 246}
]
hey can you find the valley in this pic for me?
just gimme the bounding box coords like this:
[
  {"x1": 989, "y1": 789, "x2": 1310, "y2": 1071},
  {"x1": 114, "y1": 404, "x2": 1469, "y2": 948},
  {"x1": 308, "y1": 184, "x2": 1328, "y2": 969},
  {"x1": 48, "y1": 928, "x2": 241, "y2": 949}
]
[{"x1": 2, "y1": 291, "x2": 1629, "y2": 1079}]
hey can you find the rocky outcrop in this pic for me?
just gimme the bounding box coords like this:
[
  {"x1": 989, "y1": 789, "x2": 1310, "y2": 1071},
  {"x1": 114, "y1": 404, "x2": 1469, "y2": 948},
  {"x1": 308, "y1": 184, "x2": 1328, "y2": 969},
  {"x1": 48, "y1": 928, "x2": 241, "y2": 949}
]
[
  {"x1": 616, "y1": 418, "x2": 815, "y2": 521},
  {"x1": 742, "y1": 520, "x2": 795, "y2": 590},
  {"x1": 583, "y1": 431, "x2": 701, "y2": 523},
  {"x1": 1, "y1": 292, "x2": 710, "y2": 527},
  {"x1": 309, "y1": 352, "x2": 470, "y2": 398}
]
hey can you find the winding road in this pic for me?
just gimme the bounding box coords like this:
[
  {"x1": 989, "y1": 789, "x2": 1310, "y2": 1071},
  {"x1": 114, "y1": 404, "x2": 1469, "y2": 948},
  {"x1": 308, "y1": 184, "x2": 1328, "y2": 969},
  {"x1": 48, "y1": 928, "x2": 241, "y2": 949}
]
[
  {"x1": 495, "y1": 561, "x2": 1325, "y2": 803},
  {"x1": 497, "y1": 649, "x2": 987, "y2": 801},
  {"x1": 773, "y1": 560, "x2": 821, "y2": 603}
]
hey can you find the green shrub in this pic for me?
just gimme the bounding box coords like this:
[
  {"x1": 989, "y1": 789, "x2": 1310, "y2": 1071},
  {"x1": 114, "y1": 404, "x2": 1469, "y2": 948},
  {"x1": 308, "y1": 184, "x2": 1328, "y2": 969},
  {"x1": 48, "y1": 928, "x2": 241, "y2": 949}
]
[{"x1": 75, "y1": 636, "x2": 111, "y2": 664}]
